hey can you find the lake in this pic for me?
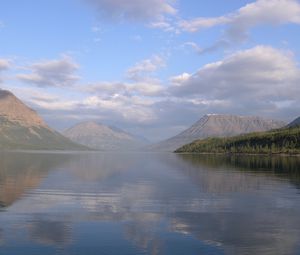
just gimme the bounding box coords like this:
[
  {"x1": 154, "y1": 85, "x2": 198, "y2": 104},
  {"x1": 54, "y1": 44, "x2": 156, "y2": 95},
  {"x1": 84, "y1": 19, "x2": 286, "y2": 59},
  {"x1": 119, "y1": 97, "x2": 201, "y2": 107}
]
[{"x1": 0, "y1": 151, "x2": 300, "y2": 255}]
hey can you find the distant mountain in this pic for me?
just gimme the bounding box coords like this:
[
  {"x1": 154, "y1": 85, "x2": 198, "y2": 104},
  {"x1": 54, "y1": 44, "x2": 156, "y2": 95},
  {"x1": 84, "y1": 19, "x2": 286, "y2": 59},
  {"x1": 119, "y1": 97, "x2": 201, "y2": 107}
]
[
  {"x1": 0, "y1": 89, "x2": 87, "y2": 150},
  {"x1": 63, "y1": 121, "x2": 147, "y2": 151},
  {"x1": 287, "y1": 117, "x2": 300, "y2": 128},
  {"x1": 149, "y1": 114, "x2": 286, "y2": 152}
]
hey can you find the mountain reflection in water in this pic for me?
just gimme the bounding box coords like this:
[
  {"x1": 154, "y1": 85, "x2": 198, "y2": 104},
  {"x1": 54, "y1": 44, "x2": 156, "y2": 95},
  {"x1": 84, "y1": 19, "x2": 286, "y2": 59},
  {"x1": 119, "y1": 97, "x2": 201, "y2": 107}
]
[{"x1": 0, "y1": 152, "x2": 300, "y2": 255}]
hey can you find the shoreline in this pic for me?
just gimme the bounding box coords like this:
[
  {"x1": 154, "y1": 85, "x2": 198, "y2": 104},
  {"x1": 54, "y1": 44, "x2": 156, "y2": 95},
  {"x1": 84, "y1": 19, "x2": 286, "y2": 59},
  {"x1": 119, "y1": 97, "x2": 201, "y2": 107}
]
[{"x1": 174, "y1": 151, "x2": 300, "y2": 157}]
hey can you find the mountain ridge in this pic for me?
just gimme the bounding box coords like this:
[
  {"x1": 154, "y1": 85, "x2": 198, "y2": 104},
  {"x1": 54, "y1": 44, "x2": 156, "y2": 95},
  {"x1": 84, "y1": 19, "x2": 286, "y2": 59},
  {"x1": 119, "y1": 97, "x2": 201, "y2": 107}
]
[
  {"x1": 287, "y1": 117, "x2": 300, "y2": 128},
  {"x1": 148, "y1": 114, "x2": 286, "y2": 152},
  {"x1": 0, "y1": 89, "x2": 88, "y2": 150},
  {"x1": 64, "y1": 121, "x2": 147, "y2": 151}
]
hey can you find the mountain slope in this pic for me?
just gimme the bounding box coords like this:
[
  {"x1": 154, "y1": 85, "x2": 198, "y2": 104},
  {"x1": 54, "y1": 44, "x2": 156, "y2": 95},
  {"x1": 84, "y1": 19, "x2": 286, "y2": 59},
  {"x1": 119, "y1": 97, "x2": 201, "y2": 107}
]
[
  {"x1": 64, "y1": 121, "x2": 146, "y2": 151},
  {"x1": 287, "y1": 116, "x2": 300, "y2": 128},
  {"x1": 175, "y1": 126, "x2": 300, "y2": 155},
  {"x1": 0, "y1": 89, "x2": 87, "y2": 150},
  {"x1": 149, "y1": 114, "x2": 286, "y2": 152}
]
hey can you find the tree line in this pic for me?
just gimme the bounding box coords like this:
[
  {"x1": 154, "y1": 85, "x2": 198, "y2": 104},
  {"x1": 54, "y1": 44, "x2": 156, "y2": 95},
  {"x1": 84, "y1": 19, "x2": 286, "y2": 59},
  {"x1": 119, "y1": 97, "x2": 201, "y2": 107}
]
[{"x1": 175, "y1": 126, "x2": 300, "y2": 155}]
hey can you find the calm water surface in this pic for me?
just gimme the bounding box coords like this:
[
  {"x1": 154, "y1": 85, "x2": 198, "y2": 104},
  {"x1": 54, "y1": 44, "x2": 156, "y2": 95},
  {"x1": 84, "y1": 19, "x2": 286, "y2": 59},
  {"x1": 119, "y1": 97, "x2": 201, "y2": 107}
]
[{"x1": 0, "y1": 152, "x2": 300, "y2": 255}]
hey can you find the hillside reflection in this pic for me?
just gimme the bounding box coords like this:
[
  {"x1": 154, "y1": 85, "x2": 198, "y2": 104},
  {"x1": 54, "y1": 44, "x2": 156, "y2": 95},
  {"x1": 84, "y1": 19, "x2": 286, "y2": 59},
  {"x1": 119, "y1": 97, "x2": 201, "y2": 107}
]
[
  {"x1": 176, "y1": 154, "x2": 300, "y2": 191},
  {"x1": 0, "y1": 152, "x2": 71, "y2": 208}
]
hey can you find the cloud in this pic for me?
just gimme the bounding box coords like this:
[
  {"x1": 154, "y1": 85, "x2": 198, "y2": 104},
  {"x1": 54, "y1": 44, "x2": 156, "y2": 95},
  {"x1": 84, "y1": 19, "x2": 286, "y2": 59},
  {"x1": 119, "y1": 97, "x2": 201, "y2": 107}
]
[
  {"x1": 0, "y1": 59, "x2": 10, "y2": 71},
  {"x1": 170, "y1": 45, "x2": 300, "y2": 109},
  {"x1": 31, "y1": 93, "x2": 158, "y2": 127},
  {"x1": 83, "y1": 94, "x2": 157, "y2": 123},
  {"x1": 149, "y1": 19, "x2": 178, "y2": 33},
  {"x1": 179, "y1": 16, "x2": 230, "y2": 33},
  {"x1": 169, "y1": 72, "x2": 191, "y2": 85},
  {"x1": 0, "y1": 59, "x2": 10, "y2": 83},
  {"x1": 179, "y1": 0, "x2": 300, "y2": 49},
  {"x1": 180, "y1": 0, "x2": 300, "y2": 33},
  {"x1": 183, "y1": 40, "x2": 231, "y2": 55},
  {"x1": 17, "y1": 56, "x2": 80, "y2": 87},
  {"x1": 85, "y1": 0, "x2": 177, "y2": 23},
  {"x1": 82, "y1": 55, "x2": 166, "y2": 99},
  {"x1": 126, "y1": 55, "x2": 165, "y2": 81},
  {"x1": 85, "y1": 80, "x2": 164, "y2": 98},
  {"x1": 79, "y1": 78, "x2": 164, "y2": 125}
]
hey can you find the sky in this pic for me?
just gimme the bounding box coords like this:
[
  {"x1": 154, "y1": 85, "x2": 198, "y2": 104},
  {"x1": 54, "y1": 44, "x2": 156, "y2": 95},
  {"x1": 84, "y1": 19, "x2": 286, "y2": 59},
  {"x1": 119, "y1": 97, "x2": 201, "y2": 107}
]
[{"x1": 1, "y1": 0, "x2": 300, "y2": 142}]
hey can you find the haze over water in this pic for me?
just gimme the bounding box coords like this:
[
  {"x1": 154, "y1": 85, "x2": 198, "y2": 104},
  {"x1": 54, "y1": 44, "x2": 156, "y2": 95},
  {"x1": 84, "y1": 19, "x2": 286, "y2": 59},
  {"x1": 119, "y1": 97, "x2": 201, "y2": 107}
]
[{"x1": 0, "y1": 152, "x2": 300, "y2": 255}]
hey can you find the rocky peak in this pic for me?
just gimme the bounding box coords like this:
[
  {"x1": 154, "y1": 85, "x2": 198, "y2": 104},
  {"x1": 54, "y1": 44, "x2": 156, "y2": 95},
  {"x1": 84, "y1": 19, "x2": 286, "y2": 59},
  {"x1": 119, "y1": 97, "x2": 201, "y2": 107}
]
[
  {"x1": 148, "y1": 114, "x2": 286, "y2": 151},
  {"x1": 0, "y1": 89, "x2": 47, "y2": 128},
  {"x1": 64, "y1": 121, "x2": 146, "y2": 151},
  {"x1": 287, "y1": 117, "x2": 300, "y2": 128},
  {"x1": 64, "y1": 121, "x2": 134, "y2": 140}
]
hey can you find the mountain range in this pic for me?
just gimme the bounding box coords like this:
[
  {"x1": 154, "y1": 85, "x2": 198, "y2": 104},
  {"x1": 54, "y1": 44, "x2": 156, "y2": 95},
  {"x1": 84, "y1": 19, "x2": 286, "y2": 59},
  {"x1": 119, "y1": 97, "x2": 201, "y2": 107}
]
[
  {"x1": 63, "y1": 121, "x2": 147, "y2": 151},
  {"x1": 148, "y1": 114, "x2": 286, "y2": 152},
  {"x1": 0, "y1": 89, "x2": 299, "y2": 153},
  {"x1": 0, "y1": 90, "x2": 87, "y2": 150}
]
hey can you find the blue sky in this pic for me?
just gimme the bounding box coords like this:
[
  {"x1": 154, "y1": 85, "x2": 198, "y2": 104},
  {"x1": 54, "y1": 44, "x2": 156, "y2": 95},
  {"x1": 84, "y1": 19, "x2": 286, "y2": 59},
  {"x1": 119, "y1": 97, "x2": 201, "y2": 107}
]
[{"x1": 1, "y1": 0, "x2": 300, "y2": 141}]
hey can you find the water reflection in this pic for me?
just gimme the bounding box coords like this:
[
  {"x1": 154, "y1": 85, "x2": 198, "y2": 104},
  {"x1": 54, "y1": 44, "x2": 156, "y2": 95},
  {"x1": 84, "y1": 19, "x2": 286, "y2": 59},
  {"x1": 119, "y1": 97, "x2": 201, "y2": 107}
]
[
  {"x1": 171, "y1": 154, "x2": 300, "y2": 254},
  {"x1": 29, "y1": 217, "x2": 71, "y2": 246},
  {"x1": 176, "y1": 154, "x2": 300, "y2": 191},
  {"x1": 0, "y1": 152, "x2": 300, "y2": 255},
  {"x1": 0, "y1": 152, "x2": 70, "y2": 208},
  {"x1": 123, "y1": 214, "x2": 163, "y2": 255}
]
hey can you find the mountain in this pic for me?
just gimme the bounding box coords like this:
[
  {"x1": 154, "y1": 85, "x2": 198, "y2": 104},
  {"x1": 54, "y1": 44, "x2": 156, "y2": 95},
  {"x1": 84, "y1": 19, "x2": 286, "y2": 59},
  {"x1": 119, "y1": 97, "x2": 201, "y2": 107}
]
[
  {"x1": 149, "y1": 114, "x2": 286, "y2": 152},
  {"x1": 63, "y1": 121, "x2": 147, "y2": 151},
  {"x1": 0, "y1": 89, "x2": 87, "y2": 150},
  {"x1": 287, "y1": 116, "x2": 300, "y2": 128},
  {"x1": 175, "y1": 125, "x2": 300, "y2": 155}
]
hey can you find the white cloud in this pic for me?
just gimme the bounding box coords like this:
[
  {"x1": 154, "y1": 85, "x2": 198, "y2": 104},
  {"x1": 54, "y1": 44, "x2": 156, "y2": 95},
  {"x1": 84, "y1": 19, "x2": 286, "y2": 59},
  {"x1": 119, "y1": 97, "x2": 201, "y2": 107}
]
[
  {"x1": 82, "y1": 94, "x2": 157, "y2": 123},
  {"x1": 0, "y1": 59, "x2": 10, "y2": 83},
  {"x1": 170, "y1": 45, "x2": 300, "y2": 103},
  {"x1": 170, "y1": 72, "x2": 191, "y2": 85},
  {"x1": 179, "y1": 0, "x2": 300, "y2": 43},
  {"x1": 0, "y1": 59, "x2": 10, "y2": 71},
  {"x1": 183, "y1": 40, "x2": 231, "y2": 55},
  {"x1": 29, "y1": 96, "x2": 78, "y2": 111},
  {"x1": 179, "y1": 16, "x2": 230, "y2": 33},
  {"x1": 149, "y1": 19, "x2": 178, "y2": 32},
  {"x1": 10, "y1": 87, "x2": 79, "y2": 111},
  {"x1": 85, "y1": 0, "x2": 177, "y2": 22},
  {"x1": 126, "y1": 55, "x2": 165, "y2": 81},
  {"x1": 85, "y1": 80, "x2": 163, "y2": 98},
  {"x1": 17, "y1": 56, "x2": 80, "y2": 87}
]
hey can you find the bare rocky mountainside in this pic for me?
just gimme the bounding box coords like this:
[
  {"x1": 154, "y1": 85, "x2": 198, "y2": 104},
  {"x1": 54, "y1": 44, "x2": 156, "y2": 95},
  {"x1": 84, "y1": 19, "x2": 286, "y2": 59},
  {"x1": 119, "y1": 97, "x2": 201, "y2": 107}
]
[
  {"x1": 287, "y1": 117, "x2": 300, "y2": 128},
  {"x1": 0, "y1": 89, "x2": 87, "y2": 150},
  {"x1": 149, "y1": 114, "x2": 286, "y2": 152},
  {"x1": 64, "y1": 121, "x2": 147, "y2": 151},
  {"x1": 0, "y1": 90, "x2": 47, "y2": 128}
]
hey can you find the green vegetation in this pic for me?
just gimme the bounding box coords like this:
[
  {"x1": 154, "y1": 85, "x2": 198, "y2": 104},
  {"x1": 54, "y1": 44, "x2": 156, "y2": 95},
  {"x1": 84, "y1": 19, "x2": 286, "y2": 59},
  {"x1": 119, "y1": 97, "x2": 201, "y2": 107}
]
[{"x1": 175, "y1": 126, "x2": 300, "y2": 155}]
